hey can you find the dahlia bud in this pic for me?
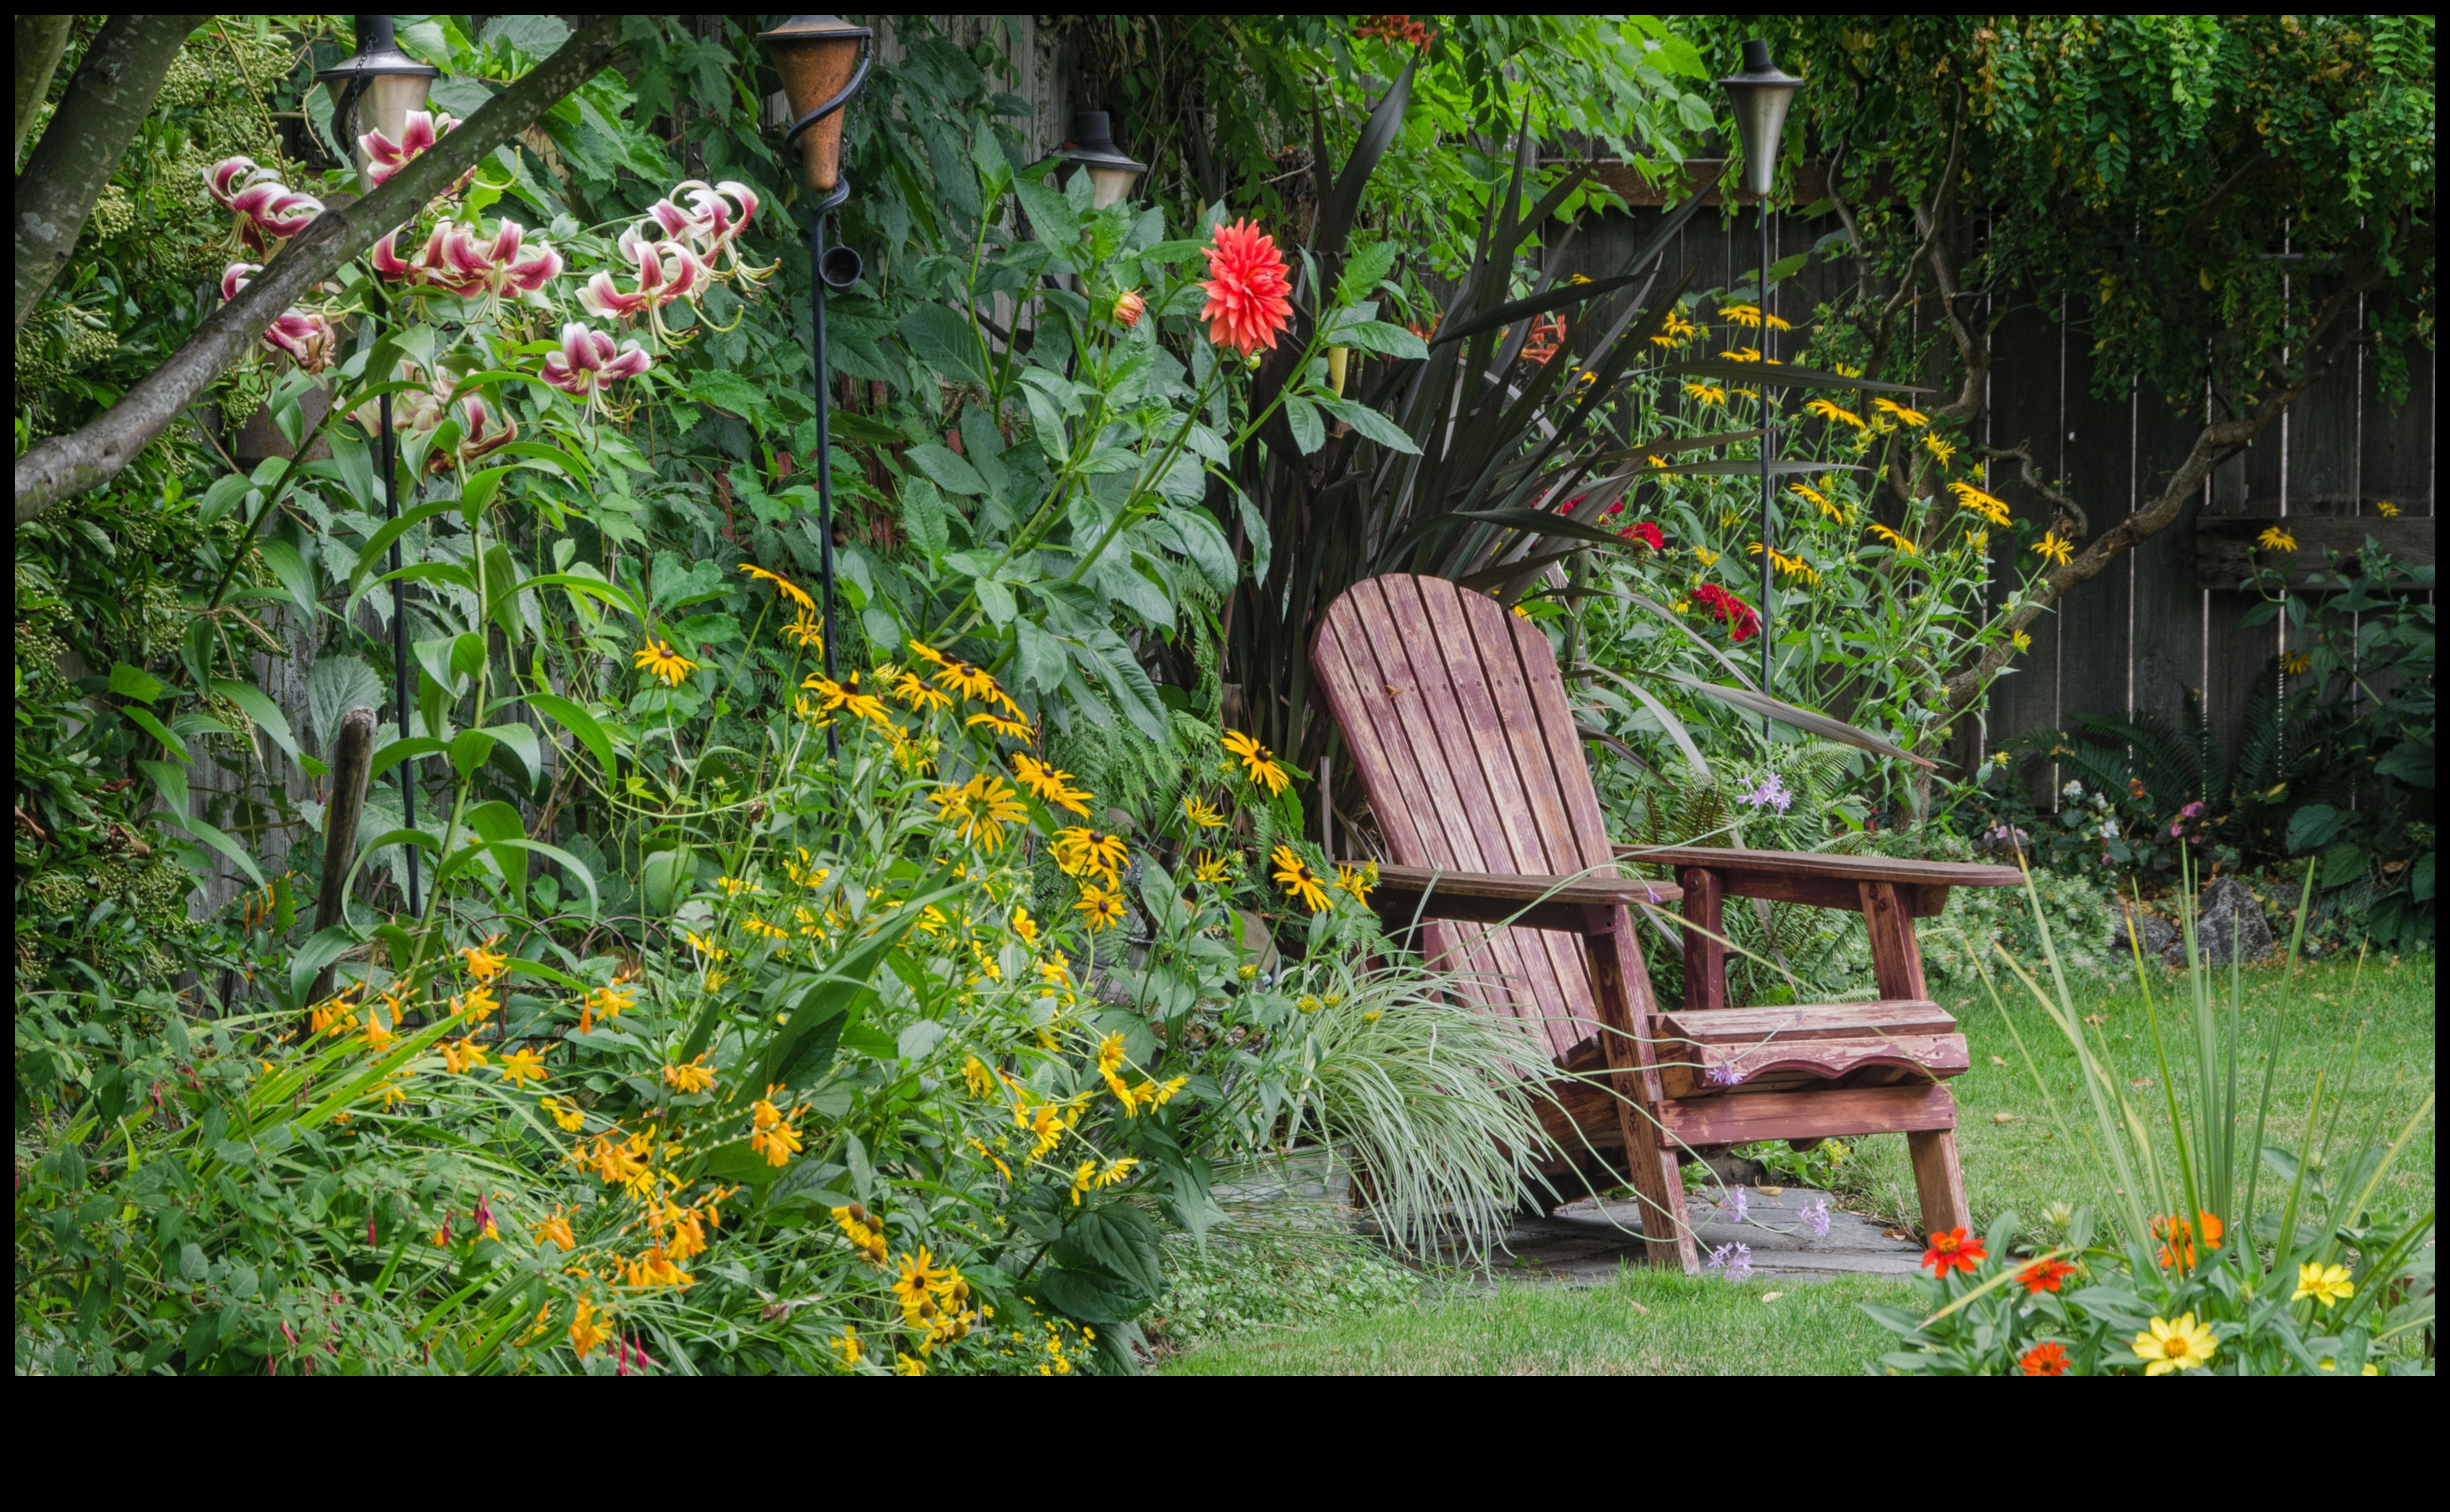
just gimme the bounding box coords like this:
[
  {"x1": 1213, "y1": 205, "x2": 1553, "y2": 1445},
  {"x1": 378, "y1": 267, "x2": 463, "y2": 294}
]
[{"x1": 1112, "y1": 290, "x2": 1146, "y2": 327}]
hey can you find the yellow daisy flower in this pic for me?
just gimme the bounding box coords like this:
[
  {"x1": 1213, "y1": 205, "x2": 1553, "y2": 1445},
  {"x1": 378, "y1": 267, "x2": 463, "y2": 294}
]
[{"x1": 634, "y1": 639, "x2": 696, "y2": 687}]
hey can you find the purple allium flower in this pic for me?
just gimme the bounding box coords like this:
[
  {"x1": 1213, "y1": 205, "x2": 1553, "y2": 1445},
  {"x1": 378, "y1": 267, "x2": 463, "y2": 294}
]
[
  {"x1": 1720, "y1": 1185, "x2": 1748, "y2": 1225},
  {"x1": 1799, "y1": 1197, "x2": 1831, "y2": 1240},
  {"x1": 1706, "y1": 1241, "x2": 1754, "y2": 1281},
  {"x1": 1706, "y1": 1061, "x2": 1744, "y2": 1086},
  {"x1": 1739, "y1": 772, "x2": 1794, "y2": 813}
]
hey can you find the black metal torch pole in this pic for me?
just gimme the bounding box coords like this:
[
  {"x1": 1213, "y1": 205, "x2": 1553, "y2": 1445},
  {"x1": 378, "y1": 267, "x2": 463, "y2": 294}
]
[
  {"x1": 1757, "y1": 198, "x2": 1775, "y2": 739},
  {"x1": 809, "y1": 204, "x2": 841, "y2": 761}
]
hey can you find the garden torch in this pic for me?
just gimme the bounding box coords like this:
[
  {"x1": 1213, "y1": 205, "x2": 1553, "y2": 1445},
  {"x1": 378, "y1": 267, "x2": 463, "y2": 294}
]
[
  {"x1": 1720, "y1": 39, "x2": 1800, "y2": 733},
  {"x1": 318, "y1": 15, "x2": 436, "y2": 911},
  {"x1": 1050, "y1": 111, "x2": 1149, "y2": 209},
  {"x1": 759, "y1": 14, "x2": 872, "y2": 758}
]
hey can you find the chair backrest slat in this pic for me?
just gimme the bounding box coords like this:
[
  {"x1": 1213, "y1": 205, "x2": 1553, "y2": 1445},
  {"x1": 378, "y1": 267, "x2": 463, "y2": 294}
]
[{"x1": 1313, "y1": 574, "x2": 1632, "y2": 1062}]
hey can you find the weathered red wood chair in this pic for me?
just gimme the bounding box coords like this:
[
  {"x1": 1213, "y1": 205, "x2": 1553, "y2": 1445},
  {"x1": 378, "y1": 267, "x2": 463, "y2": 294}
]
[{"x1": 1310, "y1": 574, "x2": 2023, "y2": 1271}]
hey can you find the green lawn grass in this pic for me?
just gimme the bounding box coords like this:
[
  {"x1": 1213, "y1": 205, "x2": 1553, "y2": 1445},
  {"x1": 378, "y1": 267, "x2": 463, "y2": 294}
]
[
  {"x1": 1161, "y1": 1269, "x2": 1901, "y2": 1375},
  {"x1": 1843, "y1": 950, "x2": 2436, "y2": 1235},
  {"x1": 1161, "y1": 950, "x2": 2436, "y2": 1376}
]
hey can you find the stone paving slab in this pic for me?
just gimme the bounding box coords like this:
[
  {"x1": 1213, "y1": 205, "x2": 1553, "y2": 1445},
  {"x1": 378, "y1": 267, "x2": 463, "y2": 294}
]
[
  {"x1": 1512, "y1": 1187, "x2": 1924, "y2": 1283},
  {"x1": 1215, "y1": 1154, "x2": 1924, "y2": 1284}
]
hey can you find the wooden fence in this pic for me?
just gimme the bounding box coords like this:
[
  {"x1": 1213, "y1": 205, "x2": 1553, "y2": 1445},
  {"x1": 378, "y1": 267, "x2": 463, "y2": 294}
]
[{"x1": 1552, "y1": 199, "x2": 2436, "y2": 793}]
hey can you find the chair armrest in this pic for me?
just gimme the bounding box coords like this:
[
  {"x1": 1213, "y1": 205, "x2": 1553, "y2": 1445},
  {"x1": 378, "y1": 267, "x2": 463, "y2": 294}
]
[
  {"x1": 1372, "y1": 863, "x2": 1682, "y2": 934},
  {"x1": 1615, "y1": 844, "x2": 2022, "y2": 916}
]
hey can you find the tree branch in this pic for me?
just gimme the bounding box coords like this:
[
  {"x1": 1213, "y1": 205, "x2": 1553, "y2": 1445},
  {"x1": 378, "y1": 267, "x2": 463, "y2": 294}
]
[
  {"x1": 14, "y1": 15, "x2": 203, "y2": 339},
  {"x1": 13, "y1": 15, "x2": 76, "y2": 162},
  {"x1": 14, "y1": 14, "x2": 625, "y2": 528}
]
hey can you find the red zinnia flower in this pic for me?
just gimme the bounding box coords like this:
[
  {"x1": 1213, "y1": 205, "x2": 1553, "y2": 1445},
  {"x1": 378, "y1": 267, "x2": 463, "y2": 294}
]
[
  {"x1": 2018, "y1": 1340, "x2": 2070, "y2": 1376},
  {"x1": 1920, "y1": 1225, "x2": 1985, "y2": 1275},
  {"x1": 1198, "y1": 218, "x2": 1294, "y2": 355},
  {"x1": 2017, "y1": 1257, "x2": 2078, "y2": 1294},
  {"x1": 1692, "y1": 583, "x2": 1760, "y2": 643},
  {"x1": 1620, "y1": 520, "x2": 1664, "y2": 551}
]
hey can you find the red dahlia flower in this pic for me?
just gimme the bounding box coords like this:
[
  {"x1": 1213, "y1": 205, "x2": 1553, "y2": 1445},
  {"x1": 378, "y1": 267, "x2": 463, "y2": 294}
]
[
  {"x1": 1619, "y1": 520, "x2": 1664, "y2": 550},
  {"x1": 1199, "y1": 218, "x2": 1294, "y2": 355},
  {"x1": 1692, "y1": 583, "x2": 1760, "y2": 643}
]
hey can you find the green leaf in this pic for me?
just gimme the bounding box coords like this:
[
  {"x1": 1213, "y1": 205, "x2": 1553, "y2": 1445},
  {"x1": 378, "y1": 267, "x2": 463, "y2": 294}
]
[
  {"x1": 122, "y1": 707, "x2": 188, "y2": 761},
  {"x1": 448, "y1": 728, "x2": 497, "y2": 776},
  {"x1": 2286, "y1": 803, "x2": 2345, "y2": 854},
  {"x1": 1284, "y1": 395, "x2": 1325, "y2": 455},
  {"x1": 287, "y1": 927, "x2": 361, "y2": 1009},
  {"x1": 525, "y1": 693, "x2": 615, "y2": 778},
  {"x1": 305, "y1": 655, "x2": 384, "y2": 751},
  {"x1": 482, "y1": 723, "x2": 543, "y2": 786},
  {"x1": 110, "y1": 661, "x2": 168, "y2": 705},
  {"x1": 347, "y1": 498, "x2": 459, "y2": 595},
  {"x1": 1335, "y1": 318, "x2": 1428, "y2": 359},
  {"x1": 482, "y1": 543, "x2": 523, "y2": 642},
  {"x1": 904, "y1": 442, "x2": 987, "y2": 497},
  {"x1": 368, "y1": 736, "x2": 447, "y2": 780},
  {"x1": 209, "y1": 678, "x2": 299, "y2": 761},
  {"x1": 1320, "y1": 394, "x2": 1422, "y2": 454},
  {"x1": 901, "y1": 476, "x2": 950, "y2": 559},
  {"x1": 259, "y1": 539, "x2": 321, "y2": 621},
  {"x1": 136, "y1": 759, "x2": 188, "y2": 818},
  {"x1": 687, "y1": 368, "x2": 772, "y2": 425},
  {"x1": 177, "y1": 815, "x2": 264, "y2": 887}
]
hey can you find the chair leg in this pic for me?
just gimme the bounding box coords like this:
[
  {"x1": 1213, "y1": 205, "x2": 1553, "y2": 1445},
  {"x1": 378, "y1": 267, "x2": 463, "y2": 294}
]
[
  {"x1": 1907, "y1": 1127, "x2": 1969, "y2": 1236},
  {"x1": 1617, "y1": 1101, "x2": 1700, "y2": 1272}
]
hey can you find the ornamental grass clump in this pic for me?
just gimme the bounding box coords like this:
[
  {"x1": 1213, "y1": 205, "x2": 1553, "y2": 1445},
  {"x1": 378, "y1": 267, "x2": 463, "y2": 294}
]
[{"x1": 1861, "y1": 859, "x2": 2434, "y2": 1375}]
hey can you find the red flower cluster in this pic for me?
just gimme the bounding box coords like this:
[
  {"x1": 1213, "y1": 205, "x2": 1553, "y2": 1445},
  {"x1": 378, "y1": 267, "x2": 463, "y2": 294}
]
[
  {"x1": 2018, "y1": 1340, "x2": 2070, "y2": 1376},
  {"x1": 1518, "y1": 313, "x2": 1567, "y2": 364},
  {"x1": 2017, "y1": 1257, "x2": 2078, "y2": 1294},
  {"x1": 1357, "y1": 14, "x2": 1434, "y2": 49},
  {"x1": 1920, "y1": 1225, "x2": 1986, "y2": 1276},
  {"x1": 1620, "y1": 519, "x2": 1664, "y2": 551},
  {"x1": 1692, "y1": 583, "x2": 1759, "y2": 643},
  {"x1": 1199, "y1": 218, "x2": 1295, "y2": 355}
]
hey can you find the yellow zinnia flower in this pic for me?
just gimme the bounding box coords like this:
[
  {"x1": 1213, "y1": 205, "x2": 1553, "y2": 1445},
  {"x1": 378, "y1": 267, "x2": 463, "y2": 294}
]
[
  {"x1": 634, "y1": 638, "x2": 697, "y2": 687},
  {"x1": 2293, "y1": 1261, "x2": 2355, "y2": 1309},
  {"x1": 2132, "y1": 1312, "x2": 2216, "y2": 1374}
]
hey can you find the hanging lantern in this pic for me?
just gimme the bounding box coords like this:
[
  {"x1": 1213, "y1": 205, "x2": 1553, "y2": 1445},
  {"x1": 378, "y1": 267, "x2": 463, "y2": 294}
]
[
  {"x1": 315, "y1": 14, "x2": 437, "y2": 179},
  {"x1": 1718, "y1": 39, "x2": 1801, "y2": 200},
  {"x1": 758, "y1": 14, "x2": 873, "y2": 195},
  {"x1": 1052, "y1": 111, "x2": 1149, "y2": 209}
]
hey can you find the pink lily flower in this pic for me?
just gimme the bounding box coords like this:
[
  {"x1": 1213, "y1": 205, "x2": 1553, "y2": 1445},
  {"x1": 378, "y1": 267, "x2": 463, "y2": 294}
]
[
  {"x1": 542, "y1": 321, "x2": 653, "y2": 409},
  {"x1": 358, "y1": 110, "x2": 462, "y2": 188},
  {"x1": 438, "y1": 218, "x2": 564, "y2": 300},
  {"x1": 346, "y1": 361, "x2": 519, "y2": 469},
  {"x1": 205, "y1": 156, "x2": 324, "y2": 253},
  {"x1": 577, "y1": 226, "x2": 711, "y2": 338},
  {"x1": 220, "y1": 262, "x2": 337, "y2": 373},
  {"x1": 648, "y1": 178, "x2": 774, "y2": 283}
]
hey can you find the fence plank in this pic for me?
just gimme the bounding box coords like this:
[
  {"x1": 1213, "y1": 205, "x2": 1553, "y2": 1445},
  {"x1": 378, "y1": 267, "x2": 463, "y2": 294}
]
[
  {"x1": 2055, "y1": 339, "x2": 2134, "y2": 729},
  {"x1": 1983, "y1": 298, "x2": 2064, "y2": 798},
  {"x1": 2130, "y1": 388, "x2": 2210, "y2": 743}
]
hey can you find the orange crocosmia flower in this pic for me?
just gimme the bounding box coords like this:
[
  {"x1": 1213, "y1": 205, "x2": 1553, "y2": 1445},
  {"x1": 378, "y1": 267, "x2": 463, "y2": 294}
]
[
  {"x1": 2017, "y1": 1257, "x2": 2079, "y2": 1294},
  {"x1": 1198, "y1": 218, "x2": 1294, "y2": 355},
  {"x1": 2151, "y1": 1209, "x2": 2224, "y2": 1269},
  {"x1": 2018, "y1": 1340, "x2": 2070, "y2": 1376},
  {"x1": 1919, "y1": 1225, "x2": 1986, "y2": 1276}
]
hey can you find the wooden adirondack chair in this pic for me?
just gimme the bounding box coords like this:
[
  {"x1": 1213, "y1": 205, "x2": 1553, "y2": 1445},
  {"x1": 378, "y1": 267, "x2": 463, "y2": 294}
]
[{"x1": 1310, "y1": 573, "x2": 2024, "y2": 1271}]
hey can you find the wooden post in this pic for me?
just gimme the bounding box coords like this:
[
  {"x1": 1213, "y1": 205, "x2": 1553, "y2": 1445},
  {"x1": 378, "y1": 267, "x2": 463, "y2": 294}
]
[
  {"x1": 1583, "y1": 906, "x2": 1698, "y2": 1272},
  {"x1": 1858, "y1": 881, "x2": 1929, "y2": 1001},
  {"x1": 1679, "y1": 866, "x2": 1726, "y2": 1012},
  {"x1": 305, "y1": 705, "x2": 377, "y2": 1007}
]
